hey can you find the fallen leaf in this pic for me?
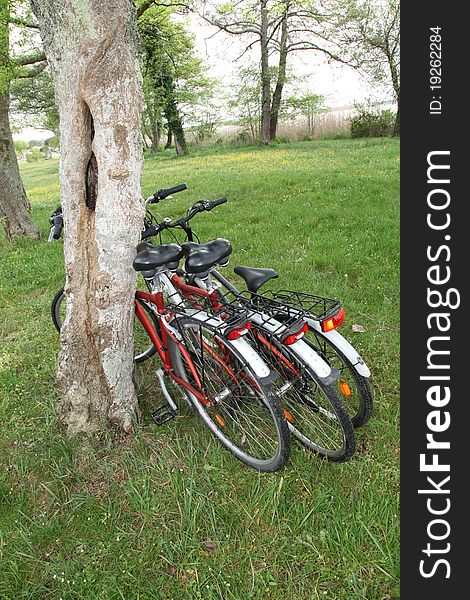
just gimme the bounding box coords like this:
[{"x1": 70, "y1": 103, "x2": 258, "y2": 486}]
[
  {"x1": 352, "y1": 324, "x2": 365, "y2": 333},
  {"x1": 203, "y1": 539, "x2": 216, "y2": 551}
]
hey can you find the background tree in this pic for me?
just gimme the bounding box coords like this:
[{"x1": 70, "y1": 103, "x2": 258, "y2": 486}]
[
  {"x1": 228, "y1": 65, "x2": 262, "y2": 139},
  {"x1": 324, "y1": 0, "x2": 400, "y2": 134},
  {"x1": 282, "y1": 92, "x2": 326, "y2": 136},
  {"x1": 31, "y1": 0, "x2": 145, "y2": 435},
  {"x1": 200, "y1": 0, "x2": 348, "y2": 142},
  {"x1": 140, "y1": 10, "x2": 213, "y2": 154},
  {"x1": 10, "y1": 68, "x2": 59, "y2": 135},
  {"x1": 0, "y1": 0, "x2": 43, "y2": 238}
]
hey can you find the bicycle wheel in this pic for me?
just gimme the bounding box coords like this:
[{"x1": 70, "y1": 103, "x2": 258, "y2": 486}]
[
  {"x1": 51, "y1": 287, "x2": 66, "y2": 333},
  {"x1": 302, "y1": 328, "x2": 373, "y2": 428},
  {"x1": 168, "y1": 316, "x2": 290, "y2": 472},
  {"x1": 250, "y1": 328, "x2": 355, "y2": 462},
  {"x1": 51, "y1": 289, "x2": 158, "y2": 364}
]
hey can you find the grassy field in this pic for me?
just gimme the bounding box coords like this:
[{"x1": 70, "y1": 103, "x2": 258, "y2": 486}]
[{"x1": 0, "y1": 139, "x2": 400, "y2": 599}]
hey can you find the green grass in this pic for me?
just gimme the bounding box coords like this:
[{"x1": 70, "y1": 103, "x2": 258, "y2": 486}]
[{"x1": 0, "y1": 139, "x2": 399, "y2": 599}]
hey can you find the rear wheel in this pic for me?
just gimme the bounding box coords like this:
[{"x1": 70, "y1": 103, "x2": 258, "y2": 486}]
[
  {"x1": 251, "y1": 329, "x2": 355, "y2": 462},
  {"x1": 51, "y1": 289, "x2": 158, "y2": 363},
  {"x1": 302, "y1": 328, "x2": 373, "y2": 428},
  {"x1": 168, "y1": 316, "x2": 290, "y2": 472}
]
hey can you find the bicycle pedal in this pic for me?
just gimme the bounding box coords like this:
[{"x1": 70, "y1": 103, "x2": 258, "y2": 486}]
[{"x1": 150, "y1": 404, "x2": 176, "y2": 426}]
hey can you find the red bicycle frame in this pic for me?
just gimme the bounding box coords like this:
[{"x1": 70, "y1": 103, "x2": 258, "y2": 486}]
[{"x1": 134, "y1": 273, "x2": 239, "y2": 406}]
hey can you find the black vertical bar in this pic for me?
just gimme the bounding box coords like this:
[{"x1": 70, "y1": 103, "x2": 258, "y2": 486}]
[{"x1": 401, "y1": 3, "x2": 466, "y2": 597}]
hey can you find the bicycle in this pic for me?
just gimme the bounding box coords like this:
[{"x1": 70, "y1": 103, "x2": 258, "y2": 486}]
[
  {"x1": 136, "y1": 196, "x2": 372, "y2": 430},
  {"x1": 135, "y1": 202, "x2": 358, "y2": 461},
  {"x1": 49, "y1": 188, "x2": 291, "y2": 472},
  {"x1": 51, "y1": 188, "x2": 370, "y2": 461}
]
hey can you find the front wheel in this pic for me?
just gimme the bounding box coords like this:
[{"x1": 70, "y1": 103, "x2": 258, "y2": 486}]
[{"x1": 168, "y1": 316, "x2": 290, "y2": 472}]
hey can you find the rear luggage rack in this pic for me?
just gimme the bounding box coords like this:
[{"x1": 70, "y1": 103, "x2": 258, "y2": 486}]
[
  {"x1": 256, "y1": 289, "x2": 342, "y2": 323},
  {"x1": 165, "y1": 287, "x2": 252, "y2": 338}
]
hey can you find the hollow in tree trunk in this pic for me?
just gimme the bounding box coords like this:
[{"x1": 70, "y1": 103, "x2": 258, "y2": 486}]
[{"x1": 32, "y1": 0, "x2": 145, "y2": 435}]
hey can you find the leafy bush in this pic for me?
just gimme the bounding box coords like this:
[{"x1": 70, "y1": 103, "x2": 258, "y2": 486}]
[
  {"x1": 350, "y1": 108, "x2": 395, "y2": 138},
  {"x1": 26, "y1": 147, "x2": 43, "y2": 163}
]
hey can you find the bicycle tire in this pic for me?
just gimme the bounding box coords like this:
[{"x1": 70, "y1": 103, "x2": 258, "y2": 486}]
[
  {"x1": 167, "y1": 315, "x2": 290, "y2": 472},
  {"x1": 250, "y1": 329, "x2": 355, "y2": 462},
  {"x1": 302, "y1": 328, "x2": 373, "y2": 428},
  {"x1": 51, "y1": 288, "x2": 158, "y2": 363},
  {"x1": 51, "y1": 287, "x2": 65, "y2": 333},
  {"x1": 273, "y1": 310, "x2": 373, "y2": 428}
]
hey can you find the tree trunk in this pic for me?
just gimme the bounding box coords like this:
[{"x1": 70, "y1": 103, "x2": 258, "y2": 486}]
[
  {"x1": 260, "y1": 0, "x2": 271, "y2": 145},
  {"x1": 269, "y1": 2, "x2": 289, "y2": 140},
  {"x1": 388, "y1": 50, "x2": 400, "y2": 137},
  {"x1": 164, "y1": 128, "x2": 172, "y2": 149},
  {"x1": 164, "y1": 105, "x2": 186, "y2": 155},
  {"x1": 0, "y1": 164, "x2": 40, "y2": 239},
  {"x1": 175, "y1": 137, "x2": 185, "y2": 156},
  {"x1": 393, "y1": 103, "x2": 400, "y2": 136},
  {"x1": 150, "y1": 123, "x2": 160, "y2": 152},
  {"x1": 0, "y1": 2, "x2": 39, "y2": 239},
  {"x1": 32, "y1": 0, "x2": 144, "y2": 435}
]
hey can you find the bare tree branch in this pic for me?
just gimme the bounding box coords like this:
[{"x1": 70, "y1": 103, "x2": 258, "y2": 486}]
[
  {"x1": 8, "y1": 17, "x2": 40, "y2": 29},
  {"x1": 15, "y1": 60, "x2": 47, "y2": 78},
  {"x1": 14, "y1": 50, "x2": 47, "y2": 67}
]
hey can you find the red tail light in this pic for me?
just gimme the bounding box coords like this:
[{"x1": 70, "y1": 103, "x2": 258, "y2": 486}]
[
  {"x1": 321, "y1": 307, "x2": 345, "y2": 333},
  {"x1": 283, "y1": 322, "x2": 308, "y2": 345},
  {"x1": 226, "y1": 321, "x2": 252, "y2": 340}
]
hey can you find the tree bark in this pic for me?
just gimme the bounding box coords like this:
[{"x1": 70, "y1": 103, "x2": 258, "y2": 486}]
[
  {"x1": 0, "y1": 90, "x2": 40, "y2": 238},
  {"x1": 390, "y1": 66, "x2": 400, "y2": 136},
  {"x1": 31, "y1": 0, "x2": 145, "y2": 435},
  {"x1": 260, "y1": 0, "x2": 271, "y2": 144},
  {"x1": 150, "y1": 122, "x2": 160, "y2": 152},
  {"x1": 0, "y1": 0, "x2": 39, "y2": 239},
  {"x1": 269, "y1": 1, "x2": 289, "y2": 140},
  {"x1": 393, "y1": 102, "x2": 400, "y2": 136}
]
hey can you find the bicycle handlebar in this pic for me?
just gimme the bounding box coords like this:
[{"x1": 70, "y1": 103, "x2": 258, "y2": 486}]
[
  {"x1": 49, "y1": 207, "x2": 64, "y2": 241},
  {"x1": 141, "y1": 197, "x2": 228, "y2": 241},
  {"x1": 149, "y1": 183, "x2": 187, "y2": 204},
  {"x1": 206, "y1": 197, "x2": 228, "y2": 210}
]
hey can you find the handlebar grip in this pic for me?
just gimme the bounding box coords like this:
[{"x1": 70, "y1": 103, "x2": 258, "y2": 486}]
[
  {"x1": 152, "y1": 183, "x2": 187, "y2": 203},
  {"x1": 164, "y1": 184, "x2": 187, "y2": 196},
  {"x1": 51, "y1": 224, "x2": 63, "y2": 240},
  {"x1": 50, "y1": 215, "x2": 64, "y2": 239},
  {"x1": 141, "y1": 225, "x2": 159, "y2": 240},
  {"x1": 207, "y1": 197, "x2": 227, "y2": 210}
]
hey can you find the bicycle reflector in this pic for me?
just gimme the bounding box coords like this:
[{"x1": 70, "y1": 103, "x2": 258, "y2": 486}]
[
  {"x1": 225, "y1": 320, "x2": 252, "y2": 340},
  {"x1": 321, "y1": 307, "x2": 345, "y2": 333},
  {"x1": 282, "y1": 322, "x2": 308, "y2": 346}
]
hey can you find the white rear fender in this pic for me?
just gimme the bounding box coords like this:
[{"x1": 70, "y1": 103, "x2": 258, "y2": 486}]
[
  {"x1": 288, "y1": 338, "x2": 333, "y2": 380},
  {"x1": 307, "y1": 318, "x2": 371, "y2": 377},
  {"x1": 229, "y1": 337, "x2": 272, "y2": 380}
]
